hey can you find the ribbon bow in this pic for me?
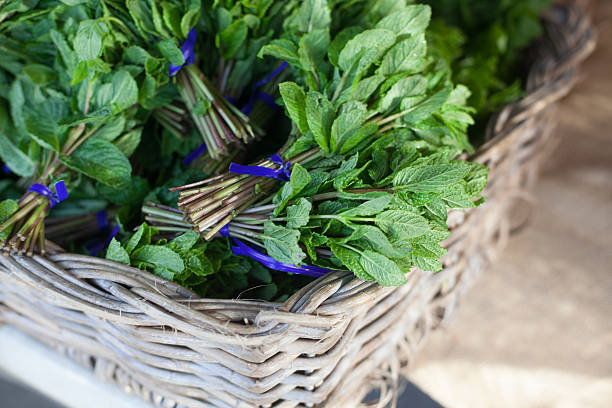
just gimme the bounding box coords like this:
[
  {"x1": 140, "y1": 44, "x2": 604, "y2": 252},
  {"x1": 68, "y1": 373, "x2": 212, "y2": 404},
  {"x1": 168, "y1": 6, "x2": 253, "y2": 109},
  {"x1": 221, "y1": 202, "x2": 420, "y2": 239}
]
[
  {"x1": 169, "y1": 28, "x2": 197, "y2": 77},
  {"x1": 28, "y1": 180, "x2": 68, "y2": 208},
  {"x1": 229, "y1": 154, "x2": 291, "y2": 182}
]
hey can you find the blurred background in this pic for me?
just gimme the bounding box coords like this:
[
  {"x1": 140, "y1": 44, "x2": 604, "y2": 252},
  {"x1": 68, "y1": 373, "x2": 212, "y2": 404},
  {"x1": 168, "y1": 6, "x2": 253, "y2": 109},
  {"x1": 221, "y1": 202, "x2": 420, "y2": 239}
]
[
  {"x1": 406, "y1": 0, "x2": 612, "y2": 406},
  {"x1": 1, "y1": 1, "x2": 610, "y2": 407}
]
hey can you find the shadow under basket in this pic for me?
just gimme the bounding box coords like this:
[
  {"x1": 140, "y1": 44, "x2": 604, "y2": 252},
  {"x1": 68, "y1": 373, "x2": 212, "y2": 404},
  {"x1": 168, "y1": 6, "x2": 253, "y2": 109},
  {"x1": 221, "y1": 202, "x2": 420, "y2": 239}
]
[{"x1": 0, "y1": 3, "x2": 596, "y2": 408}]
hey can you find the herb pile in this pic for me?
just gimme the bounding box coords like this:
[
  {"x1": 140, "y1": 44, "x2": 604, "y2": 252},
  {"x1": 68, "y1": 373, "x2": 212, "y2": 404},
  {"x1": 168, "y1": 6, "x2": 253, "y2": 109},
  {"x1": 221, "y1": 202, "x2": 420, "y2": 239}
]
[{"x1": 0, "y1": 0, "x2": 549, "y2": 300}]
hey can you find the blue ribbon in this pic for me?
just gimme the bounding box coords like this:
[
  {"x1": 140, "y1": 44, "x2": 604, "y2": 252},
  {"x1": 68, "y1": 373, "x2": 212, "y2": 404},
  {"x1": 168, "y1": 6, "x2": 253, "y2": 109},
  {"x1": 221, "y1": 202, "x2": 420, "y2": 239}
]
[
  {"x1": 96, "y1": 210, "x2": 109, "y2": 230},
  {"x1": 28, "y1": 180, "x2": 68, "y2": 208},
  {"x1": 169, "y1": 28, "x2": 197, "y2": 77},
  {"x1": 231, "y1": 238, "x2": 332, "y2": 278},
  {"x1": 229, "y1": 154, "x2": 291, "y2": 182},
  {"x1": 241, "y1": 62, "x2": 289, "y2": 115},
  {"x1": 182, "y1": 142, "x2": 208, "y2": 166},
  {"x1": 86, "y1": 211, "x2": 119, "y2": 256},
  {"x1": 2, "y1": 164, "x2": 11, "y2": 174},
  {"x1": 218, "y1": 223, "x2": 332, "y2": 277}
]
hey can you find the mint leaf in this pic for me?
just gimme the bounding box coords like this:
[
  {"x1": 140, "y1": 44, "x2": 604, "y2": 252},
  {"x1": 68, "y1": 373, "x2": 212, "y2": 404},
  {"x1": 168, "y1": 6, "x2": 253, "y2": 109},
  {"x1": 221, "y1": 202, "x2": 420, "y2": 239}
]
[
  {"x1": 379, "y1": 34, "x2": 427, "y2": 76},
  {"x1": 393, "y1": 163, "x2": 470, "y2": 193},
  {"x1": 60, "y1": 137, "x2": 131, "y2": 189},
  {"x1": 329, "y1": 243, "x2": 373, "y2": 281},
  {"x1": 132, "y1": 245, "x2": 185, "y2": 280},
  {"x1": 376, "y1": 5, "x2": 431, "y2": 36},
  {"x1": 263, "y1": 221, "x2": 306, "y2": 265},
  {"x1": 0, "y1": 134, "x2": 34, "y2": 177},
  {"x1": 74, "y1": 20, "x2": 103, "y2": 61},
  {"x1": 218, "y1": 19, "x2": 248, "y2": 59},
  {"x1": 0, "y1": 199, "x2": 18, "y2": 242},
  {"x1": 286, "y1": 198, "x2": 312, "y2": 229},
  {"x1": 156, "y1": 39, "x2": 185, "y2": 66},
  {"x1": 298, "y1": 29, "x2": 330, "y2": 72},
  {"x1": 375, "y1": 210, "x2": 431, "y2": 239},
  {"x1": 339, "y1": 195, "x2": 392, "y2": 217},
  {"x1": 338, "y1": 28, "x2": 396, "y2": 73},
  {"x1": 330, "y1": 101, "x2": 366, "y2": 152},
  {"x1": 359, "y1": 250, "x2": 406, "y2": 286},
  {"x1": 105, "y1": 238, "x2": 130, "y2": 264},
  {"x1": 274, "y1": 163, "x2": 311, "y2": 212},
  {"x1": 258, "y1": 39, "x2": 300, "y2": 67},
  {"x1": 297, "y1": 0, "x2": 331, "y2": 32},
  {"x1": 305, "y1": 91, "x2": 334, "y2": 152},
  {"x1": 279, "y1": 82, "x2": 309, "y2": 135}
]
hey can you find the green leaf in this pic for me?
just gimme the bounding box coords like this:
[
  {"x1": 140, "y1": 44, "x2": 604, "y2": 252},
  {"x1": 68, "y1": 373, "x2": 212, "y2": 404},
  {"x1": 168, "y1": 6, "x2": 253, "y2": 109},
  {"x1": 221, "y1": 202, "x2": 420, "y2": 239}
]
[
  {"x1": 60, "y1": 137, "x2": 132, "y2": 189},
  {"x1": 379, "y1": 75, "x2": 427, "y2": 113},
  {"x1": 258, "y1": 39, "x2": 300, "y2": 67},
  {"x1": 125, "y1": 223, "x2": 146, "y2": 254},
  {"x1": 286, "y1": 198, "x2": 312, "y2": 229},
  {"x1": 126, "y1": 0, "x2": 156, "y2": 38},
  {"x1": 180, "y1": 2, "x2": 201, "y2": 39},
  {"x1": 339, "y1": 195, "x2": 392, "y2": 217},
  {"x1": 23, "y1": 64, "x2": 57, "y2": 86},
  {"x1": 375, "y1": 210, "x2": 431, "y2": 239},
  {"x1": 379, "y1": 34, "x2": 427, "y2": 76},
  {"x1": 274, "y1": 163, "x2": 311, "y2": 212},
  {"x1": 297, "y1": 0, "x2": 331, "y2": 32},
  {"x1": 352, "y1": 75, "x2": 385, "y2": 102},
  {"x1": 108, "y1": 70, "x2": 138, "y2": 113},
  {"x1": 105, "y1": 238, "x2": 130, "y2": 264},
  {"x1": 156, "y1": 39, "x2": 184, "y2": 66},
  {"x1": 329, "y1": 27, "x2": 362, "y2": 67},
  {"x1": 24, "y1": 109, "x2": 59, "y2": 152},
  {"x1": 339, "y1": 121, "x2": 378, "y2": 155},
  {"x1": 0, "y1": 199, "x2": 18, "y2": 242},
  {"x1": 263, "y1": 221, "x2": 306, "y2": 265},
  {"x1": 338, "y1": 29, "x2": 396, "y2": 73},
  {"x1": 440, "y1": 184, "x2": 476, "y2": 209},
  {"x1": 279, "y1": 82, "x2": 309, "y2": 135},
  {"x1": 0, "y1": 134, "x2": 34, "y2": 177},
  {"x1": 330, "y1": 101, "x2": 366, "y2": 152},
  {"x1": 393, "y1": 163, "x2": 470, "y2": 193},
  {"x1": 74, "y1": 20, "x2": 103, "y2": 61},
  {"x1": 132, "y1": 245, "x2": 185, "y2": 279},
  {"x1": 98, "y1": 176, "x2": 149, "y2": 206},
  {"x1": 359, "y1": 250, "x2": 406, "y2": 286},
  {"x1": 161, "y1": 1, "x2": 183, "y2": 38},
  {"x1": 305, "y1": 91, "x2": 334, "y2": 152},
  {"x1": 218, "y1": 19, "x2": 248, "y2": 59},
  {"x1": 114, "y1": 128, "x2": 142, "y2": 157},
  {"x1": 298, "y1": 29, "x2": 330, "y2": 72},
  {"x1": 376, "y1": 5, "x2": 431, "y2": 36},
  {"x1": 329, "y1": 243, "x2": 373, "y2": 281},
  {"x1": 167, "y1": 230, "x2": 199, "y2": 255}
]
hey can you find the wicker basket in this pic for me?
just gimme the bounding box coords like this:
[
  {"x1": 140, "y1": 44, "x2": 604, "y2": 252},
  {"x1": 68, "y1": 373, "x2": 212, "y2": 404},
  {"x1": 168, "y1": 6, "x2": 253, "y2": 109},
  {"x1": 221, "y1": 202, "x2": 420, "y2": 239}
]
[{"x1": 0, "y1": 3, "x2": 595, "y2": 408}]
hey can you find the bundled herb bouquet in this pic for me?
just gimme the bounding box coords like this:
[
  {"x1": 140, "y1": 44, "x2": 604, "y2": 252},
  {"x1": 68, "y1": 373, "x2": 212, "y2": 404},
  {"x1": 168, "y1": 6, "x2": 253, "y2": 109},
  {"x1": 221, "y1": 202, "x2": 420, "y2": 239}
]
[{"x1": 0, "y1": 0, "x2": 549, "y2": 301}]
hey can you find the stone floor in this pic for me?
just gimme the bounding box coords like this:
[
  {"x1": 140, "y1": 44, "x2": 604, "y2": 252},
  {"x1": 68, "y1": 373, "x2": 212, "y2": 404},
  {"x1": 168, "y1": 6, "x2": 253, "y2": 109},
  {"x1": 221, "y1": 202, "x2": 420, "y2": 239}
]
[{"x1": 409, "y1": 1, "x2": 612, "y2": 407}]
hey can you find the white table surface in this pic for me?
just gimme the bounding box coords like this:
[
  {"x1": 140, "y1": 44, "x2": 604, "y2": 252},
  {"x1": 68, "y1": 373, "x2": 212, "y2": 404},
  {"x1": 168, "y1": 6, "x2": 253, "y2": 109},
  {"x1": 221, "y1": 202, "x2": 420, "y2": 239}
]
[{"x1": 0, "y1": 326, "x2": 150, "y2": 408}]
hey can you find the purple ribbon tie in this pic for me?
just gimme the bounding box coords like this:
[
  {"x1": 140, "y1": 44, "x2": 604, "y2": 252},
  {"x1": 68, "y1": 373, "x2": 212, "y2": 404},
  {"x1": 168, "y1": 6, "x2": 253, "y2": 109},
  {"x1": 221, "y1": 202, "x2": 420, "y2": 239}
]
[
  {"x1": 218, "y1": 223, "x2": 332, "y2": 277},
  {"x1": 219, "y1": 223, "x2": 230, "y2": 237},
  {"x1": 96, "y1": 210, "x2": 109, "y2": 230},
  {"x1": 28, "y1": 180, "x2": 68, "y2": 208},
  {"x1": 229, "y1": 154, "x2": 291, "y2": 182},
  {"x1": 169, "y1": 28, "x2": 197, "y2": 76},
  {"x1": 241, "y1": 62, "x2": 288, "y2": 115},
  {"x1": 230, "y1": 238, "x2": 332, "y2": 278},
  {"x1": 87, "y1": 211, "x2": 119, "y2": 256},
  {"x1": 182, "y1": 142, "x2": 208, "y2": 166}
]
